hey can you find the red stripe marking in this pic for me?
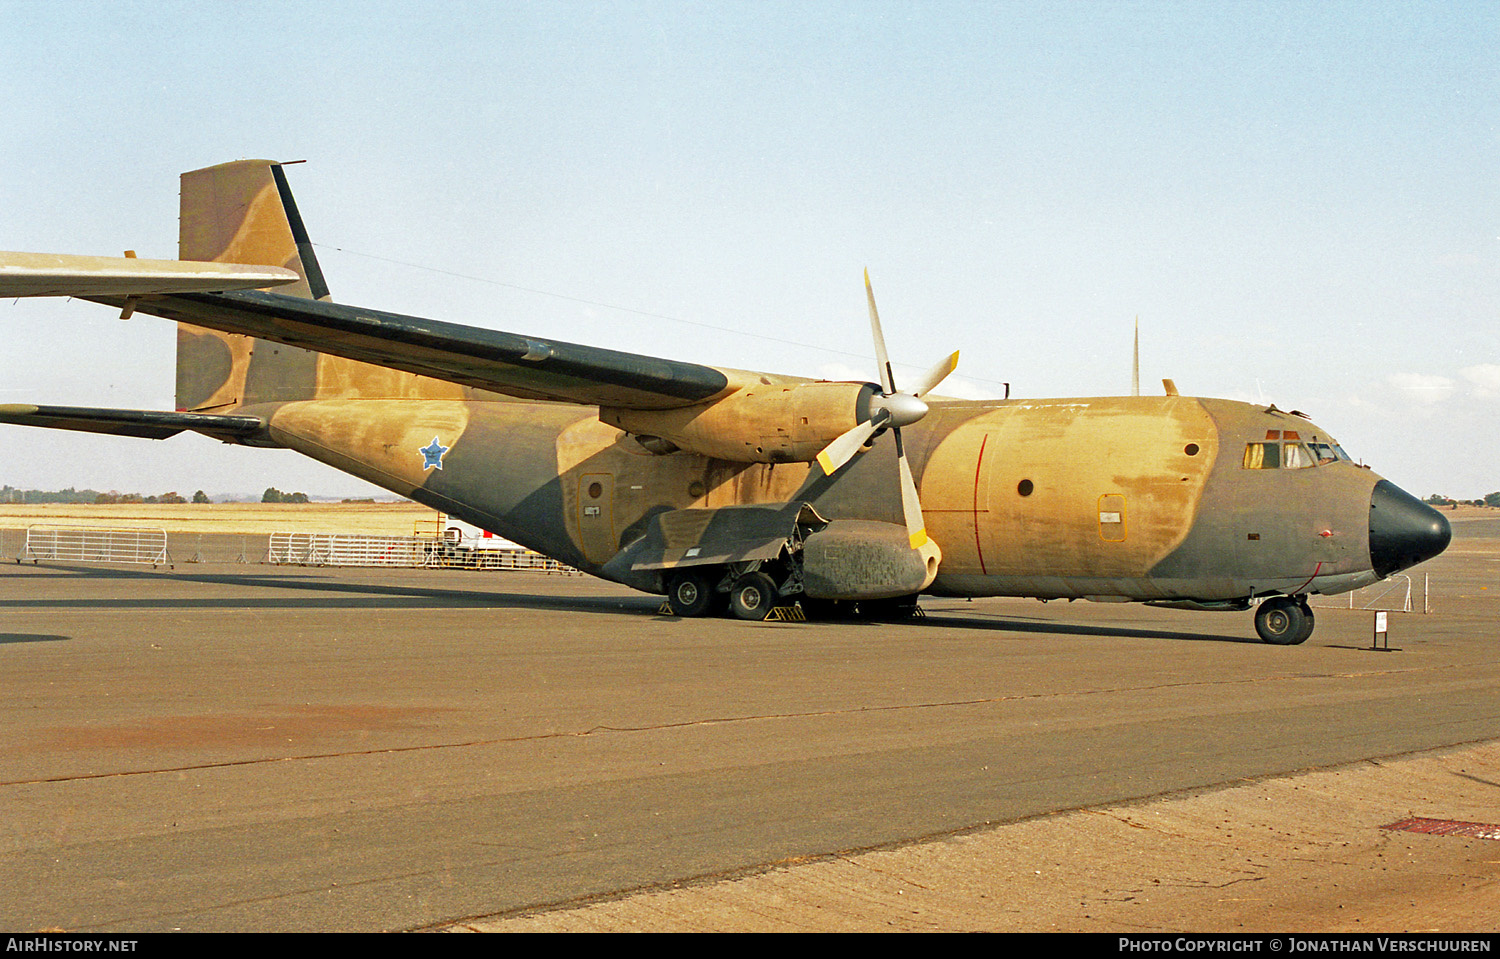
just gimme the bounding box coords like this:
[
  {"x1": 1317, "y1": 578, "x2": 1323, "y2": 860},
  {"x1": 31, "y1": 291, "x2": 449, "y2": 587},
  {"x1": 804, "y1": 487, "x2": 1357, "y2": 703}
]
[
  {"x1": 1291, "y1": 561, "x2": 1323, "y2": 594},
  {"x1": 974, "y1": 433, "x2": 989, "y2": 576},
  {"x1": 1383, "y1": 817, "x2": 1500, "y2": 841}
]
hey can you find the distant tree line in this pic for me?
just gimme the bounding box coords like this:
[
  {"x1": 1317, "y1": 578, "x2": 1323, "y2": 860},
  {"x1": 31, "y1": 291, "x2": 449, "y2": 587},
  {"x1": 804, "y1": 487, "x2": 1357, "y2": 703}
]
[
  {"x1": 2, "y1": 485, "x2": 314, "y2": 504},
  {"x1": 1425, "y1": 492, "x2": 1500, "y2": 508},
  {"x1": 1, "y1": 485, "x2": 201, "y2": 504},
  {"x1": 261, "y1": 487, "x2": 310, "y2": 504},
  {"x1": 93, "y1": 491, "x2": 187, "y2": 504},
  {"x1": 1, "y1": 485, "x2": 103, "y2": 504}
]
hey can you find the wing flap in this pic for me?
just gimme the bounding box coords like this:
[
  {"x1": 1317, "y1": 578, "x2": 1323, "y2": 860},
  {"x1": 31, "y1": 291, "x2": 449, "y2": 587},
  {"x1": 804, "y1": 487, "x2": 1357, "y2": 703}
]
[
  {"x1": 0, "y1": 251, "x2": 300, "y2": 297},
  {"x1": 0, "y1": 404, "x2": 266, "y2": 442}
]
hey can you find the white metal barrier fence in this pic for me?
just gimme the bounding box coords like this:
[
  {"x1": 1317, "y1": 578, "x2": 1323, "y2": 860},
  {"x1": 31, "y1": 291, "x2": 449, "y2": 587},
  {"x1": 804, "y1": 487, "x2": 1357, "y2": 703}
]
[
  {"x1": 1311, "y1": 574, "x2": 1426, "y2": 613},
  {"x1": 20, "y1": 525, "x2": 172, "y2": 567},
  {"x1": 267, "y1": 532, "x2": 576, "y2": 573}
]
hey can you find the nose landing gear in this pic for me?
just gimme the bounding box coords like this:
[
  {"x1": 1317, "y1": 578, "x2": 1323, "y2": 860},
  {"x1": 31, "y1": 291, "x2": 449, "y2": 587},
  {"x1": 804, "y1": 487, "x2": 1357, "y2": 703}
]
[{"x1": 1255, "y1": 595, "x2": 1315, "y2": 645}]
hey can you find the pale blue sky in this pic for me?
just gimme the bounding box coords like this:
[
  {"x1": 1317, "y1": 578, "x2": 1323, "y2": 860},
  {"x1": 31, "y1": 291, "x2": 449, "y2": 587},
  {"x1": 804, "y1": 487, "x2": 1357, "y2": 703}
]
[{"x1": 2, "y1": 1, "x2": 1496, "y2": 498}]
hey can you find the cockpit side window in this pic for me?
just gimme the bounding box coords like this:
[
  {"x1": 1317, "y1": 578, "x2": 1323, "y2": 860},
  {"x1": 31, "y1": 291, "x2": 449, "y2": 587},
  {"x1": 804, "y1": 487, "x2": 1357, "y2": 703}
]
[
  {"x1": 1308, "y1": 441, "x2": 1351, "y2": 464},
  {"x1": 1243, "y1": 429, "x2": 1351, "y2": 469},
  {"x1": 1243, "y1": 441, "x2": 1278, "y2": 469},
  {"x1": 1283, "y1": 442, "x2": 1312, "y2": 469}
]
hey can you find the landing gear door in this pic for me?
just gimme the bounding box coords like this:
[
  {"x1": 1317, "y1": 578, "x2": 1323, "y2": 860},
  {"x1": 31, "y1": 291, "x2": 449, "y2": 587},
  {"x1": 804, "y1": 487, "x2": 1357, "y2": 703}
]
[{"x1": 578, "y1": 473, "x2": 616, "y2": 563}]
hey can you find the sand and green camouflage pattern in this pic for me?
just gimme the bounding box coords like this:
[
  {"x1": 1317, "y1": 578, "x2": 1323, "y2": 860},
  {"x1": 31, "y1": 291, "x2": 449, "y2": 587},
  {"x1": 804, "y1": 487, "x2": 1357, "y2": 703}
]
[{"x1": 0, "y1": 160, "x2": 1453, "y2": 636}]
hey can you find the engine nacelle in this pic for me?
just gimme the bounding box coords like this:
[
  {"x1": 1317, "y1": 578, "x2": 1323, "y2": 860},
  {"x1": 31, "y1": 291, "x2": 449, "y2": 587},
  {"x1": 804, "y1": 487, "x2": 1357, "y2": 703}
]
[
  {"x1": 601, "y1": 380, "x2": 878, "y2": 464},
  {"x1": 802, "y1": 520, "x2": 942, "y2": 600}
]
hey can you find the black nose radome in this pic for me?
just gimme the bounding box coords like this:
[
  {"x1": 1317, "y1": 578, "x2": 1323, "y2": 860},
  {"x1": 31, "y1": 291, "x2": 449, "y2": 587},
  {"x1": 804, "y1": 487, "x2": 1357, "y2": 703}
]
[{"x1": 1369, "y1": 480, "x2": 1452, "y2": 578}]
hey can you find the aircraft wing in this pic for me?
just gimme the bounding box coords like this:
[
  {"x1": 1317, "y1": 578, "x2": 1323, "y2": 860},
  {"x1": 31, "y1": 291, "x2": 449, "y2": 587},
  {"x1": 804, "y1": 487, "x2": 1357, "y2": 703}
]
[
  {"x1": 118, "y1": 289, "x2": 738, "y2": 410},
  {"x1": 0, "y1": 404, "x2": 265, "y2": 442},
  {"x1": 0, "y1": 249, "x2": 740, "y2": 410}
]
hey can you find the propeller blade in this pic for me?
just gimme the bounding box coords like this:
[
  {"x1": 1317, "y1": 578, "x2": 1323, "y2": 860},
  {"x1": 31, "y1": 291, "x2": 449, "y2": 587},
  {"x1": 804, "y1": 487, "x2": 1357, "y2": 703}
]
[
  {"x1": 907, "y1": 350, "x2": 960, "y2": 399},
  {"x1": 815, "y1": 413, "x2": 884, "y2": 476},
  {"x1": 893, "y1": 428, "x2": 928, "y2": 548},
  {"x1": 864, "y1": 269, "x2": 896, "y2": 394},
  {"x1": 850, "y1": 273, "x2": 937, "y2": 564}
]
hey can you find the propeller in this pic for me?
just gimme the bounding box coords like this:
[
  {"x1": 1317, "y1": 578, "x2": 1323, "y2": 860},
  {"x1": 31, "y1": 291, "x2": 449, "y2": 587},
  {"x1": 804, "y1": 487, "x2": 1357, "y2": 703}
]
[{"x1": 814, "y1": 271, "x2": 958, "y2": 550}]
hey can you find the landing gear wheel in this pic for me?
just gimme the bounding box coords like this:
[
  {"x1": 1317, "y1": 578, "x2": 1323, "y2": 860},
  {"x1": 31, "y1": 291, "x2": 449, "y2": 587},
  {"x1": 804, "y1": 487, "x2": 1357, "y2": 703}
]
[
  {"x1": 729, "y1": 571, "x2": 780, "y2": 621},
  {"x1": 666, "y1": 569, "x2": 721, "y2": 617},
  {"x1": 1291, "y1": 600, "x2": 1315, "y2": 645},
  {"x1": 1255, "y1": 596, "x2": 1310, "y2": 645}
]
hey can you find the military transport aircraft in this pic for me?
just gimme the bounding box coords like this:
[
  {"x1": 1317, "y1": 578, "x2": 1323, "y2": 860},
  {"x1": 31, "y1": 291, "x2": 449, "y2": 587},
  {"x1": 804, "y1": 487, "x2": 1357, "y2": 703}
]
[{"x1": 0, "y1": 160, "x2": 1452, "y2": 643}]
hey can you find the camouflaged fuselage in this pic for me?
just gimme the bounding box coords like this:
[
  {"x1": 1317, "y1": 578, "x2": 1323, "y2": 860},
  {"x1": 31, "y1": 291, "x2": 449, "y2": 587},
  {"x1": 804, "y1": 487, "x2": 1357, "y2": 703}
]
[{"x1": 235, "y1": 386, "x2": 1386, "y2": 604}]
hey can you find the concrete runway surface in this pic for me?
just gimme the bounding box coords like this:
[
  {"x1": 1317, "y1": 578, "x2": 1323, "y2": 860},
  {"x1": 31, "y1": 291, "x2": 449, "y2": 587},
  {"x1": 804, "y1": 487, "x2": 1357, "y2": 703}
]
[{"x1": 1, "y1": 516, "x2": 1496, "y2": 932}]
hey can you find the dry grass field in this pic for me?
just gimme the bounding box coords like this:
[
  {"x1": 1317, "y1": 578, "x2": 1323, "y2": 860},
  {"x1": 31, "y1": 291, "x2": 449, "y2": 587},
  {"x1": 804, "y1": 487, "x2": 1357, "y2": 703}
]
[{"x1": 0, "y1": 501, "x2": 442, "y2": 535}]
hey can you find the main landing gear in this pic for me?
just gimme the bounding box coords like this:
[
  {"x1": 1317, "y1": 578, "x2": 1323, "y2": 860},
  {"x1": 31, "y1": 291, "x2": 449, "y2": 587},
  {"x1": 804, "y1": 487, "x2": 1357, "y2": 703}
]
[
  {"x1": 726, "y1": 571, "x2": 780, "y2": 621},
  {"x1": 667, "y1": 562, "x2": 798, "y2": 622},
  {"x1": 665, "y1": 568, "x2": 728, "y2": 618},
  {"x1": 666, "y1": 567, "x2": 779, "y2": 621},
  {"x1": 664, "y1": 564, "x2": 922, "y2": 623},
  {"x1": 1254, "y1": 595, "x2": 1315, "y2": 645}
]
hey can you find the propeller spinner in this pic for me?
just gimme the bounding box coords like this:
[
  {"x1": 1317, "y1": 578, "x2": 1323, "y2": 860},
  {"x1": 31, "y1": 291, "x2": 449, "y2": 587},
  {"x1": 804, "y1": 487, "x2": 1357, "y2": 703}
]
[{"x1": 814, "y1": 272, "x2": 958, "y2": 550}]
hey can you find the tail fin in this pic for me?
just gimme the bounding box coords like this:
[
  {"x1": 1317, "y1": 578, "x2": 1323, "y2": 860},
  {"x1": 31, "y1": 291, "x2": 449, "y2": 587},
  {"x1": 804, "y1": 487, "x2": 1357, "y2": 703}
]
[
  {"x1": 179, "y1": 160, "x2": 328, "y2": 298},
  {"x1": 175, "y1": 160, "x2": 327, "y2": 410}
]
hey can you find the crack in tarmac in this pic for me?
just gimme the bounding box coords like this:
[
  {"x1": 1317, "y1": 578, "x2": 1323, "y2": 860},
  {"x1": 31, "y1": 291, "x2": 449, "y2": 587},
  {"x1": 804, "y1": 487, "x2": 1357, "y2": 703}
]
[{"x1": 6, "y1": 667, "x2": 1477, "y2": 788}]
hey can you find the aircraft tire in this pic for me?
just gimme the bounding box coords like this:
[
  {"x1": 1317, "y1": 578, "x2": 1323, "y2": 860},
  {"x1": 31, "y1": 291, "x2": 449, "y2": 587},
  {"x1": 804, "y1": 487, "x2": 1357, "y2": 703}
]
[
  {"x1": 1255, "y1": 597, "x2": 1307, "y2": 645},
  {"x1": 666, "y1": 569, "x2": 722, "y2": 618},
  {"x1": 729, "y1": 571, "x2": 780, "y2": 621},
  {"x1": 1291, "y1": 601, "x2": 1316, "y2": 645}
]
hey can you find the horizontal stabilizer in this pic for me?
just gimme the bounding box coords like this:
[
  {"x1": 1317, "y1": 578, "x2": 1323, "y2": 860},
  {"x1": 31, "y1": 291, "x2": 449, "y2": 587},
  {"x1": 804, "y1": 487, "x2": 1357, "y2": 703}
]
[
  {"x1": 0, "y1": 252, "x2": 299, "y2": 298},
  {"x1": 0, "y1": 404, "x2": 265, "y2": 442}
]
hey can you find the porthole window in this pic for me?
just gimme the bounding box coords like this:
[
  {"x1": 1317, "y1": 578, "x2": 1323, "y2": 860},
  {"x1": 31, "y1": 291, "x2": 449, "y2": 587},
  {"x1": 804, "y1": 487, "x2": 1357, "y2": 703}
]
[
  {"x1": 1017, "y1": 479, "x2": 1034, "y2": 496},
  {"x1": 1185, "y1": 443, "x2": 1200, "y2": 456},
  {"x1": 587, "y1": 482, "x2": 603, "y2": 498}
]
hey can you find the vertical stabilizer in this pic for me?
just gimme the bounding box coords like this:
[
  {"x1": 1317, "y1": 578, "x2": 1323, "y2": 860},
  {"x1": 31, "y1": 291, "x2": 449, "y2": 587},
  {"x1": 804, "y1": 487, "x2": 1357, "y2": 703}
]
[
  {"x1": 179, "y1": 160, "x2": 328, "y2": 298},
  {"x1": 175, "y1": 160, "x2": 326, "y2": 410}
]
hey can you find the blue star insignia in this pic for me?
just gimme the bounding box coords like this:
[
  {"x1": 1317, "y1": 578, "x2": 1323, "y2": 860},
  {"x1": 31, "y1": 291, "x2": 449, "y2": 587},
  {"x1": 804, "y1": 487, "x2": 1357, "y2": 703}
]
[{"x1": 419, "y1": 436, "x2": 450, "y2": 470}]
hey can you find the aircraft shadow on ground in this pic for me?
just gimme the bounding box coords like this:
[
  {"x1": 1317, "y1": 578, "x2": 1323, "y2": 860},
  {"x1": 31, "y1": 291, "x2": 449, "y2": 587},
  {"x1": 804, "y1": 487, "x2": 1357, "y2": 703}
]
[
  {"x1": 0, "y1": 564, "x2": 659, "y2": 615},
  {"x1": 6, "y1": 565, "x2": 1257, "y2": 640},
  {"x1": 0, "y1": 633, "x2": 71, "y2": 644},
  {"x1": 919, "y1": 611, "x2": 1259, "y2": 644}
]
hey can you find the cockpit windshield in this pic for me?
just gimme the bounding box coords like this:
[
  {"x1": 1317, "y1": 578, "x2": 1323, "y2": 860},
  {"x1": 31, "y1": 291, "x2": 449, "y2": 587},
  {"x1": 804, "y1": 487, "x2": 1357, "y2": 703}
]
[{"x1": 1242, "y1": 429, "x2": 1352, "y2": 470}]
